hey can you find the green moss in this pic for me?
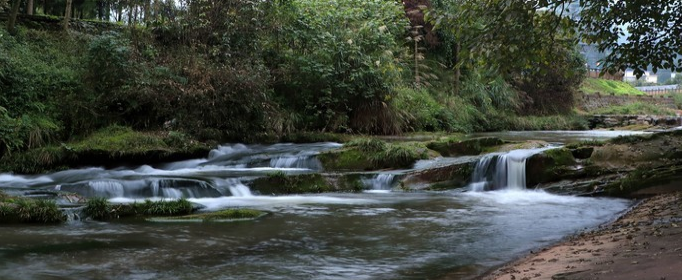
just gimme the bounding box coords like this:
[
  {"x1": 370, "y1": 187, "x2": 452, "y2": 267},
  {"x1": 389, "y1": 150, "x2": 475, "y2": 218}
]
[
  {"x1": 543, "y1": 148, "x2": 576, "y2": 166},
  {"x1": 427, "y1": 137, "x2": 504, "y2": 156},
  {"x1": 605, "y1": 166, "x2": 682, "y2": 197},
  {"x1": 1, "y1": 125, "x2": 212, "y2": 174},
  {"x1": 525, "y1": 148, "x2": 578, "y2": 186},
  {"x1": 147, "y1": 209, "x2": 267, "y2": 222},
  {"x1": 251, "y1": 173, "x2": 334, "y2": 194},
  {"x1": 580, "y1": 78, "x2": 644, "y2": 96},
  {"x1": 319, "y1": 139, "x2": 429, "y2": 171},
  {"x1": 335, "y1": 175, "x2": 366, "y2": 192}
]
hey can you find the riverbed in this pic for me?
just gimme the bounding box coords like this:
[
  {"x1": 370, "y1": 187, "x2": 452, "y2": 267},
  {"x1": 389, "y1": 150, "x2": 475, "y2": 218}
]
[{"x1": 0, "y1": 132, "x2": 643, "y2": 279}]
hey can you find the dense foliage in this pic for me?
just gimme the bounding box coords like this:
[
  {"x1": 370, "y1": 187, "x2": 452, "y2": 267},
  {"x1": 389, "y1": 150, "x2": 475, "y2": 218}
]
[{"x1": 3, "y1": 0, "x2": 674, "y2": 163}]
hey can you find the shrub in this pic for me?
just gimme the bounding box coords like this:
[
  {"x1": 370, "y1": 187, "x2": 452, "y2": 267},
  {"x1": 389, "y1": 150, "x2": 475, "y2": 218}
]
[
  {"x1": 10, "y1": 199, "x2": 66, "y2": 223},
  {"x1": 271, "y1": 0, "x2": 409, "y2": 134},
  {"x1": 346, "y1": 138, "x2": 387, "y2": 153},
  {"x1": 139, "y1": 199, "x2": 193, "y2": 216},
  {"x1": 84, "y1": 197, "x2": 113, "y2": 220}
]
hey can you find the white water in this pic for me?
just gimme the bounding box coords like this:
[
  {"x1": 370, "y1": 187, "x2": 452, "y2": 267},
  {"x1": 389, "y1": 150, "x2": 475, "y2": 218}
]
[
  {"x1": 362, "y1": 174, "x2": 396, "y2": 192},
  {"x1": 469, "y1": 147, "x2": 554, "y2": 191}
]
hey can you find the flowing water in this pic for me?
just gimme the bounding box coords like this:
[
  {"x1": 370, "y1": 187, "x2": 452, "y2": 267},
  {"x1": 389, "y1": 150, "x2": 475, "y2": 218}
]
[{"x1": 0, "y1": 140, "x2": 632, "y2": 280}]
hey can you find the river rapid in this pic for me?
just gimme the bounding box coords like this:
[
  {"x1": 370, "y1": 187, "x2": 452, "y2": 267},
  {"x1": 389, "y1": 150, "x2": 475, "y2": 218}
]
[{"x1": 0, "y1": 132, "x2": 643, "y2": 280}]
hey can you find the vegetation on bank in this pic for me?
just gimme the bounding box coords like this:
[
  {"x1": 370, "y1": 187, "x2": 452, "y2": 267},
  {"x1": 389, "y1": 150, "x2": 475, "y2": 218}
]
[
  {"x1": 0, "y1": 0, "x2": 592, "y2": 169},
  {"x1": 318, "y1": 138, "x2": 430, "y2": 171},
  {"x1": 84, "y1": 197, "x2": 194, "y2": 221},
  {"x1": 580, "y1": 78, "x2": 644, "y2": 96},
  {"x1": 0, "y1": 191, "x2": 66, "y2": 223},
  {"x1": 0, "y1": 125, "x2": 212, "y2": 173},
  {"x1": 590, "y1": 102, "x2": 677, "y2": 116}
]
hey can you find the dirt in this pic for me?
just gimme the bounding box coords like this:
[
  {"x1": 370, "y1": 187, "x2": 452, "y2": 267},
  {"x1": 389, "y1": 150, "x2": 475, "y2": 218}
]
[{"x1": 477, "y1": 192, "x2": 682, "y2": 280}]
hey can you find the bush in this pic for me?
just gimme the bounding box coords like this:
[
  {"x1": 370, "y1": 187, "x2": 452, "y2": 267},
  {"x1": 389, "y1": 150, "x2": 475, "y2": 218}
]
[
  {"x1": 139, "y1": 199, "x2": 193, "y2": 216},
  {"x1": 392, "y1": 87, "x2": 442, "y2": 131},
  {"x1": 8, "y1": 199, "x2": 66, "y2": 223},
  {"x1": 84, "y1": 197, "x2": 113, "y2": 220},
  {"x1": 271, "y1": 0, "x2": 409, "y2": 134}
]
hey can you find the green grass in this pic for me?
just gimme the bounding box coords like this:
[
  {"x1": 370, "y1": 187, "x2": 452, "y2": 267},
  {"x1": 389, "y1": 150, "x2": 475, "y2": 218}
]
[
  {"x1": 84, "y1": 197, "x2": 194, "y2": 221},
  {"x1": 580, "y1": 78, "x2": 644, "y2": 96},
  {"x1": 0, "y1": 197, "x2": 66, "y2": 224},
  {"x1": 590, "y1": 102, "x2": 676, "y2": 116},
  {"x1": 67, "y1": 125, "x2": 170, "y2": 154}
]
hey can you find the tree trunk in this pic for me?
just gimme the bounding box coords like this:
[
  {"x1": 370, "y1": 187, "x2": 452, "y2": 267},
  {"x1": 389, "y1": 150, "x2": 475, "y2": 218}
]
[
  {"x1": 63, "y1": 0, "x2": 73, "y2": 31},
  {"x1": 453, "y1": 42, "x2": 461, "y2": 96},
  {"x1": 27, "y1": 0, "x2": 34, "y2": 15},
  {"x1": 6, "y1": 0, "x2": 21, "y2": 35},
  {"x1": 144, "y1": 0, "x2": 151, "y2": 23}
]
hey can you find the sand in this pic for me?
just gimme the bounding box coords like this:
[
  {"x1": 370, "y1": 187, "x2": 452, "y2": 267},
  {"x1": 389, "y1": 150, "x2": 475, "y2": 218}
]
[{"x1": 478, "y1": 192, "x2": 682, "y2": 280}]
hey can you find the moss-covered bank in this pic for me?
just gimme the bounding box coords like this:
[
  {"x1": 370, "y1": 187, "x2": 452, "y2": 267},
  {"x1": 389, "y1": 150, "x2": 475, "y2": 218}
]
[
  {"x1": 0, "y1": 192, "x2": 66, "y2": 223},
  {"x1": 318, "y1": 138, "x2": 430, "y2": 171},
  {"x1": 528, "y1": 130, "x2": 682, "y2": 197},
  {"x1": 83, "y1": 197, "x2": 196, "y2": 221},
  {"x1": 1, "y1": 126, "x2": 213, "y2": 174},
  {"x1": 250, "y1": 172, "x2": 364, "y2": 195}
]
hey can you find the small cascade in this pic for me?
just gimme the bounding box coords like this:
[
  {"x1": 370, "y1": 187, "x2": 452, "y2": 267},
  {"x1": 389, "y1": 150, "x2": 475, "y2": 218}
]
[
  {"x1": 56, "y1": 179, "x2": 222, "y2": 199},
  {"x1": 469, "y1": 148, "x2": 552, "y2": 192},
  {"x1": 212, "y1": 178, "x2": 254, "y2": 197},
  {"x1": 269, "y1": 156, "x2": 323, "y2": 170},
  {"x1": 362, "y1": 174, "x2": 396, "y2": 191},
  {"x1": 228, "y1": 184, "x2": 254, "y2": 197},
  {"x1": 62, "y1": 206, "x2": 85, "y2": 222},
  {"x1": 89, "y1": 181, "x2": 126, "y2": 197}
]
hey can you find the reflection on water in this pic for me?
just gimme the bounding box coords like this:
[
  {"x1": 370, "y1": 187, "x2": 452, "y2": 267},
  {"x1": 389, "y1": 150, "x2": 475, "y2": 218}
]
[{"x1": 0, "y1": 190, "x2": 630, "y2": 280}]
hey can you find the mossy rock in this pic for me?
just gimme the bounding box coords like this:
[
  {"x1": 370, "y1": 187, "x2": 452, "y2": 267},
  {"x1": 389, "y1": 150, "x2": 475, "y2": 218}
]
[
  {"x1": 526, "y1": 148, "x2": 577, "y2": 186},
  {"x1": 318, "y1": 139, "x2": 429, "y2": 171},
  {"x1": 570, "y1": 147, "x2": 594, "y2": 159},
  {"x1": 603, "y1": 165, "x2": 682, "y2": 197},
  {"x1": 250, "y1": 173, "x2": 335, "y2": 195},
  {"x1": 146, "y1": 209, "x2": 268, "y2": 223},
  {"x1": 317, "y1": 148, "x2": 375, "y2": 171},
  {"x1": 401, "y1": 162, "x2": 474, "y2": 190},
  {"x1": 426, "y1": 137, "x2": 504, "y2": 157}
]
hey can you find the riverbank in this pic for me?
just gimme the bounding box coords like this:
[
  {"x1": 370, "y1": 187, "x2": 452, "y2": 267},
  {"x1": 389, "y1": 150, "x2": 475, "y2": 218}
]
[{"x1": 477, "y1": 191, "x2": 682, "y2": 280}]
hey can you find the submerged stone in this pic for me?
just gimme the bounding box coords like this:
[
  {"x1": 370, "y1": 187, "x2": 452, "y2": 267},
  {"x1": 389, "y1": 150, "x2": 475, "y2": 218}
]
[{"x1": 146, "y1": 209, "x2": 267, "y2": 223}]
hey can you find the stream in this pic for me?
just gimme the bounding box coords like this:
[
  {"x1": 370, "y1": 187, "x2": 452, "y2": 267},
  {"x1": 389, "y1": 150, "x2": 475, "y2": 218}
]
[{"x1": 0, "y1": 132, "x2": 642, "y2": 280}]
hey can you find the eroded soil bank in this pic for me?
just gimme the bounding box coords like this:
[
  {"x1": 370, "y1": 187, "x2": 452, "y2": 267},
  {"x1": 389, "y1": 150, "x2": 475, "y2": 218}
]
[{"x1": 476, "y1": 191, "x2": 682, "y2": 280}]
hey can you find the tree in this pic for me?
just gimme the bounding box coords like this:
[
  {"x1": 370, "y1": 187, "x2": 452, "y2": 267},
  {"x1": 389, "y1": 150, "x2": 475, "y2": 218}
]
[
  {"x1": 63, "y1": 0, "x2": 74, "y2": 30},
  {"x1": 26, "y1": 0, "x2": 33, "y2": 15},
  {"x1": 6, "y1": 0, "x2": 21, "y2": 35},
  {"x1": 571, "y1": 0, "x2": 682, "y2": 77}
]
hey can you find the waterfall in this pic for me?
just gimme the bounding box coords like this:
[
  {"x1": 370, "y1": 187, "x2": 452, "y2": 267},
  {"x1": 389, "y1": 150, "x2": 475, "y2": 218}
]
[
  {"x1": 89, "y1": 181, "x2": 126, "y2": 197},
  {"x1": 362, "y1": 174, "x2": 396, "y2": 191},
  {"x1": 210, "y1": 178, "x2": 254, "y2": 197},
  {"x1": 469, "y1": 148, "x2": 550, "y2": 192},
  {"x1": 269, "y1": 156, "x2": 323, "y2": 170},
  {"x1": 229, "y1": 184, "x2": 254, "y2": 197}
]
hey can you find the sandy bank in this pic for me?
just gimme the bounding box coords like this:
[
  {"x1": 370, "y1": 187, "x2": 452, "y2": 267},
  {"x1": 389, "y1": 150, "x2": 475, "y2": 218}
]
[{"x1": 477, "y1": 192, "x2": 682, "y2": 280}]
